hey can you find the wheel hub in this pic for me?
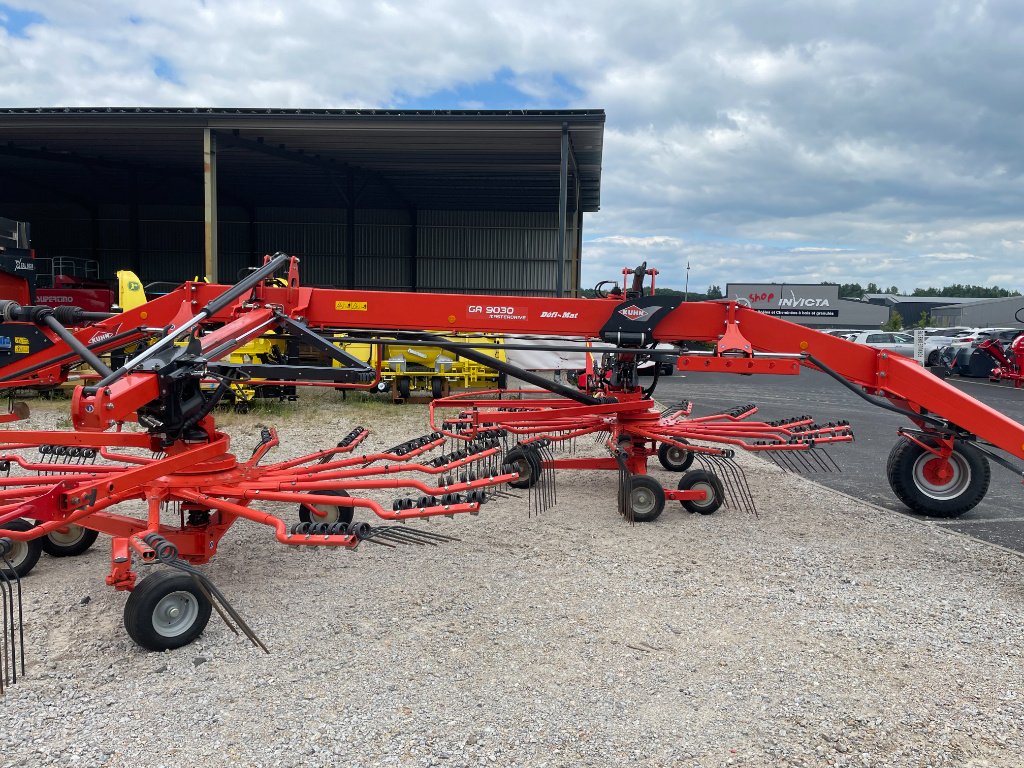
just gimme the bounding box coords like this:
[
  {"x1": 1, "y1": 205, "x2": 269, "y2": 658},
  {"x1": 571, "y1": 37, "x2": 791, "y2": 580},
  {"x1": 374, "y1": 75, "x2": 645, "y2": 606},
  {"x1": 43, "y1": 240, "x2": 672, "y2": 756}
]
[
  {"x1": 152, "y1": 591, "x2": 200, "y2": 637},
  {"x1": 913, "y1": 453, "x2": 971, "y2": 499}
]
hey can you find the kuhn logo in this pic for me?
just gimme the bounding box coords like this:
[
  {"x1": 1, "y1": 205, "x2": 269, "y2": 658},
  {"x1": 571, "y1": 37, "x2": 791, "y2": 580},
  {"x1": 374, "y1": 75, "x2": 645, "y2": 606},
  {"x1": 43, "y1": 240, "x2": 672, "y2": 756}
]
[
  {"x1": 88, "y1": 324, "x2": 121, "y2": 344},
  {"x1": 618, "y1": 305, "x2": 652, "y2": 321}
]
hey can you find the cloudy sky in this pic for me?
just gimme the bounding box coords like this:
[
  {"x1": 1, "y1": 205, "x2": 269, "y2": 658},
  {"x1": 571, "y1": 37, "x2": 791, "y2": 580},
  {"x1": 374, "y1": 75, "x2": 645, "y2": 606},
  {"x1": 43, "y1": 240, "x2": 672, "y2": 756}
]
[{"x1": 2, "y1": 0, "x2": 1023, "y2": 294}]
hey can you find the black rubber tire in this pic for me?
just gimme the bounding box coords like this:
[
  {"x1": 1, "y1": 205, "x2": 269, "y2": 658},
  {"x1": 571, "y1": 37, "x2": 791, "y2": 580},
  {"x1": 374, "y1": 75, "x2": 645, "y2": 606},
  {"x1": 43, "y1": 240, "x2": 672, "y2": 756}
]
[
  {"x1": 431, "y1": 376, "x2": 444, "y2": 399},
  {"x1": 124, "y1": 570, "x2": 213, "y2": 652},
  {"x1": 886, "y1": 437, "x2": 990, "y2": 518},
  {"x1": 397, "y1": 376, "x2": 411, "y2": 400},
  {"x1": 298, "y1": 489, "x2": 354, "y2": 525},
  {"x1": 504, "y1": 446, "x2": 541, "y2": 489},
  {"x1": 627, "y1": 475, "x2": 666, "y2": 522},
  {"x1": 926, "y1": 350, "x2": 940, "y2": 367},
  {"x1": 658, "y1": 440, "x2": 694, "y2": 472},
  {"x1": 678, "y1": 470, "x2": 725, "y2": 514},
  {"x1": 374, "y1": 380, "x2": 390, "y2": 394},
  {"x1": 39, "y1": 524, "x2": 99, "y2": 557},
  {"x1": 0, "y1": 518, "x2": 42, "y2": 578}
]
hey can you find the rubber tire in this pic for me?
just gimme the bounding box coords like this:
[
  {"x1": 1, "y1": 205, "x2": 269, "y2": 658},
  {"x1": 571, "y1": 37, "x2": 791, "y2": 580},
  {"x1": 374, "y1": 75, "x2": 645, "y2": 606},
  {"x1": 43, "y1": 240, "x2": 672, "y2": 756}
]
[
  {"x1": 374, "y1": 380, "x2": 389, "y2": 394},
  {"x1": 397, "y1": 377, "x2": 411, "y2": 401},
  {"x1": 926, "y1": 350, "x2": 940, "y2": 367},
  {"x1": 627, "y1": 475, "x2": 666, "y2": 522},
  {"x1": 504, "y1": 446, "x2": 541, "y2": 489},
  {"x1": 39, "y1": 524, "x2": 99, "y2": 557},
  {"x1": 431, "y1": 376, "x2": 444, "y2": 399},
  {"x1": 124, "y1": 570, "x2": 213, "y2": 652},
  {"x1": 0, "y1": 518, "x2": 42, "y2": 578},
  {"x1": 886, "y1": 437, "x2": 990, "y2": 518},
  {"x1": 298, "y1": 489, "x2": 354, "y2": 525},
  {"x1": 677, "y1": 470, "x2": 725, "y2": 514},
  {"x1": 658, "y1": 440, "x2": 694, "y2": 472}
]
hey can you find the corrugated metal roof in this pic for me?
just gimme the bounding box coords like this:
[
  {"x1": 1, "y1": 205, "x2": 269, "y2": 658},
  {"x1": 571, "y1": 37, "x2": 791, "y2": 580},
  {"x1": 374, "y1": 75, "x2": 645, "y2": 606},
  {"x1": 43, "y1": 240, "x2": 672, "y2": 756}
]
[{"x1": 0, "y1": 107, "x2": 604, "y2": 213}]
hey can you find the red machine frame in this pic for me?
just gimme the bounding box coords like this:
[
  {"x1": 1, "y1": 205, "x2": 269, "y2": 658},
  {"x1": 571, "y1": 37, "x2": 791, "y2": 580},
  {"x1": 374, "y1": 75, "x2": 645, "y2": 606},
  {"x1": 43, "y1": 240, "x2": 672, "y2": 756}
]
[{"x1": 1, "y1": 254, "x2": 1022, "y2": 658}]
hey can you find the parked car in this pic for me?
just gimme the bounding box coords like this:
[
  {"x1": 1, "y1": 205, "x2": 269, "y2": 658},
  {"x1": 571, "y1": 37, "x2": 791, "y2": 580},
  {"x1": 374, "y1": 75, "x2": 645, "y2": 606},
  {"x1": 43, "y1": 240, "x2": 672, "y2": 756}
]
[
  {"x1": 922, "y1": 328, "x2": 973, "y2": 366},
  {"x1": 845, "y1": 331, "x2": 916, "y2": 357},
  {"x1": 935, "y1": 328, "x2": 1024, "y2": 377}
]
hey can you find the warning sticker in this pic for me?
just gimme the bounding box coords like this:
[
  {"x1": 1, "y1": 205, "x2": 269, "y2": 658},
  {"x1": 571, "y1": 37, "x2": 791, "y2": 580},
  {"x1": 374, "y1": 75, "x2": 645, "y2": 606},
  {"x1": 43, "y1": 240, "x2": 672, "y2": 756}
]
[
  {"x1": 14, "y1": 344, "x2": 29, "y2": 354},
  {"x1": 335, "y1": 301, "x2": 368, "y2": 312}
]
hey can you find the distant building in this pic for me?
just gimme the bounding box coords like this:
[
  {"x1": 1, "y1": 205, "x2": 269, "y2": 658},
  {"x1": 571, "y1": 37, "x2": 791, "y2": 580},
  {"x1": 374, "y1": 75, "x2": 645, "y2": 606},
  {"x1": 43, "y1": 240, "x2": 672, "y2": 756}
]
[
  {"x1": 930, "y1": 295, "x2": 1024, "y2": 328},
  {"x1": 860, "y1": 294, "x2": 987, "y2": 327}
]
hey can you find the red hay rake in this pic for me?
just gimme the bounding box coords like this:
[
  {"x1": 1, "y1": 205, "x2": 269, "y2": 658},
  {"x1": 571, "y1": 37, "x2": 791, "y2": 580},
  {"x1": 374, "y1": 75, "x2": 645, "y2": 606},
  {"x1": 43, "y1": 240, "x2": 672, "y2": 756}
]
[{"x1": 1, "y1": 254, "x2": 1024, "y2": 683}]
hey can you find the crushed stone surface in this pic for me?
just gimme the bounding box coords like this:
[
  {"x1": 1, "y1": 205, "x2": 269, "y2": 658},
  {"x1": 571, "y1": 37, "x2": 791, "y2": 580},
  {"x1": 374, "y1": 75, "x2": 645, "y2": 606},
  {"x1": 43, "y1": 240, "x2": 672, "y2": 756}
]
[{"x1": 1, "y1": 393, "x2": 1022, "y2": 768}]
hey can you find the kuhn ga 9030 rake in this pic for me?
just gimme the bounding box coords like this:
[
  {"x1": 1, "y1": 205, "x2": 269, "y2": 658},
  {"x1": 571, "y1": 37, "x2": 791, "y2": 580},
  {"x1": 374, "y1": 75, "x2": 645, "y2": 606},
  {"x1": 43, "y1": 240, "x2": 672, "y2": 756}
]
[{"x1": 3, "y1": 254, "x2": 1024, "y2": 684}]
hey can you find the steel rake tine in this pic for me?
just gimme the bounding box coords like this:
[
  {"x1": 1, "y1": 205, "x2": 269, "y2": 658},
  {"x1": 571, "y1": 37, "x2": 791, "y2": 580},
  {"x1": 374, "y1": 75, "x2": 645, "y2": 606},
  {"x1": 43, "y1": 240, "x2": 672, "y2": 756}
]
[
  {"x1": 806, "y1": 448, "x2": 830, "y2": 473},
  {"x1": 819, "y1": 448, "x2": 841, "y2": 472},
  {"x1": 0, "y1": 568, "x2": 9, "y2": 692},
  {"x1": 391, "y1": 527, "x2": 461, "y2": 542},
  {"x1": 372, "y1": 528, "x2": 432, "y2": 546},
  {"x1": 168, "y1": 561, "x2": 269, "y2": 653},
  {"x1": 770, "y1": 449, "x2": 797, "y2": 473},
  {"x1": 0, "y1": 553, "x2": 23, "y2": 684}
]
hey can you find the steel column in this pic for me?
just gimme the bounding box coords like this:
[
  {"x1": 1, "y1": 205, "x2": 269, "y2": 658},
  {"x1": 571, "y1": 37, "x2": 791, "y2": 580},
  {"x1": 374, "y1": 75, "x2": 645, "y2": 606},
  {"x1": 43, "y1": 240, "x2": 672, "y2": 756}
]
[
  {"x1": 346, "y1": 170, "x2": 356, "y2": 289},
  {"x1": 203, "y1": 128, "x2": 218, "y2": 282},
  {"x1": 409, "y1": 207, "x2": 418, "y2": 292},
  {"x1": 556, "y1": 123, "x2": 569, "y2": 297}
]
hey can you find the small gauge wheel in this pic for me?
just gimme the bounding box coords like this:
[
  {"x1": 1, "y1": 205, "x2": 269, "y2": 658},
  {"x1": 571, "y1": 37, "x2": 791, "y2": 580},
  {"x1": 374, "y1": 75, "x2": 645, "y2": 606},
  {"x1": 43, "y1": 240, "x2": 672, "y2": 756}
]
[
  {"x1": 677, "y1": 470, "x2": 725, "y2": 514},
  {"x1": 39, "y1": 523, "x2": 99, "y2": 557},
  {"x1": 626, "y1": 475, "x2": 666, "y2": 522},
  {"x1": 298, "y1": 489, "x2": 354, "y2": 525},
  {"x1": 658, "y1": 440, "x2": 694, "y2": 472},
  {"x1": 123, "y1": 570, "x2": 213, "y2": 651},
  {"x1": 0, "y1": 518, "x2": 42, "y2": 578}
]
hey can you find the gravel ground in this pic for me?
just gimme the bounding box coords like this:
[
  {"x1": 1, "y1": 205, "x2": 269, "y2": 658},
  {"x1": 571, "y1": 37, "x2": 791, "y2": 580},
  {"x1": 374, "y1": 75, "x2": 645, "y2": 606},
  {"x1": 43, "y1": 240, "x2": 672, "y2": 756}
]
[{"x1": 1, "y1": 392, "x2": 1023, "y2": 768}]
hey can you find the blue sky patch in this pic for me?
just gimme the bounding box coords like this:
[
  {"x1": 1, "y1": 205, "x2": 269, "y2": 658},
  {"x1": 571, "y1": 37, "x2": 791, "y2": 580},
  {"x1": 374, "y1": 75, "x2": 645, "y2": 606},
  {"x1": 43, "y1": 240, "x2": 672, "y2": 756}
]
[
  {"x1": 398, "y1": 67, "x2": 581, "y2": 110},
  {"x1": 0, "y1": 3, "x2": 44, "y2": 38},
  {"x1": 153, "y1": 56, "x2": 183, "y2": 85}
]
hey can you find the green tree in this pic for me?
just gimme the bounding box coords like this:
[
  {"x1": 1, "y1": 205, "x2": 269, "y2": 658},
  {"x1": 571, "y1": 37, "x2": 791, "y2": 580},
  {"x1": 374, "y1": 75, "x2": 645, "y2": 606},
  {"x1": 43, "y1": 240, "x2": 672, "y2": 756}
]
[
  {"x1": 838, "y1": 282, "x2": 864, "y2": 299},
  {"x1": 886, "y1": 285, "x2": 900, "y2": 295},
  {"x1": 881, "y1": 313, "x2": 904, "y2": 331},
  {"x1": 866, "y1": 282, "x2": 880, "y2": 294},
  {"x1": 706, "y1": 284, "x2": 723, "y2": 299},
  {"x1": 915, "y1": 311, "x2": 930, "y2": 329}
]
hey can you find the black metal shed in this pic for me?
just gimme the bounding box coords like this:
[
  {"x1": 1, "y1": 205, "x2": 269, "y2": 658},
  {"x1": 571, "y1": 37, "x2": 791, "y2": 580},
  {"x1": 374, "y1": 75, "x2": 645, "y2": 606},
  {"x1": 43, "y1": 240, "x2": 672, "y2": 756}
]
[{"x1": 0, "y1": 107, "x2": 604, "y2": 295}]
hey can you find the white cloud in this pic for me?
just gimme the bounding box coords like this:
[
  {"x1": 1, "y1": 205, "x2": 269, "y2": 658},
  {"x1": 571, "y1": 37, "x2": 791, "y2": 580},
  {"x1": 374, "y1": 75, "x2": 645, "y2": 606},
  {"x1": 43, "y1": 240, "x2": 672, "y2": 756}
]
[{"x1": 3, "y1": 1, "x2": 1024, "y2": 291}]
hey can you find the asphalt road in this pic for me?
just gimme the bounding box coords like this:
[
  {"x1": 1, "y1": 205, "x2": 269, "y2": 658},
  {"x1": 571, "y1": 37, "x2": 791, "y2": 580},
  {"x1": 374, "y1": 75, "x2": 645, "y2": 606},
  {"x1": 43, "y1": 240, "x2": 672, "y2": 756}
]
[{"x1": 653, "y1": 366, "x2": 1024, "y2": 554}]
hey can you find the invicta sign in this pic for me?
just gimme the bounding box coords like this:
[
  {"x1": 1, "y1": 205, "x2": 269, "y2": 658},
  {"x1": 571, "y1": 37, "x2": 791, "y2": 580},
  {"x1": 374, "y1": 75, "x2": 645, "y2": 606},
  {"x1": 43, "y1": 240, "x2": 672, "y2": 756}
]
[{"x1": 725, "y1": 284, "x2": 840, "y2": 318}]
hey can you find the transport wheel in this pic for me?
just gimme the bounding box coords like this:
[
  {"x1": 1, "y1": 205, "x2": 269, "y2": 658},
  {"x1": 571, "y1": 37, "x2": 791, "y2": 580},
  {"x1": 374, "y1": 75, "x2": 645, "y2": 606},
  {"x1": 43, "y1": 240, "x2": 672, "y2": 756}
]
[
  {"x1": 886, "y1": 437, "x2": 989, "y2": 518},
  {"x1": 397, "y1": 377, "x2": 411, "y2": 401},
  {"x1": 124, "y1": 570, "x2": 213, "y2": 651},
  {"x1": 677, "y1": 470, "x2": 725, "y2": 514},
  {"x1": 504, "y1": 446, "x2": 541, "y2": 489},
  {"x1": 657, "y1": 440, "x2": 694, "y2": 472},
  {"x1": 39, "y1": 524, "x2": 99, "y2": 557},
  {"x1": 298, "y1": 489, "x2": 353, "y2": 525},
  {"x1": 431, "y1": 376, "x2": 445, "y2": 399},
  {"x1": 0, "y1": 518, "x2": 42, "y2": 578},
  {"x1": 627, "y1": 475, "x2": 666, "y2": 522}
]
